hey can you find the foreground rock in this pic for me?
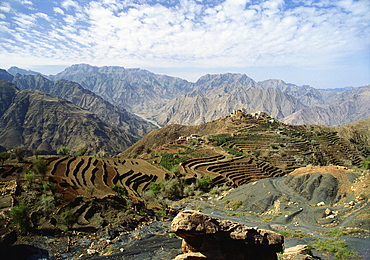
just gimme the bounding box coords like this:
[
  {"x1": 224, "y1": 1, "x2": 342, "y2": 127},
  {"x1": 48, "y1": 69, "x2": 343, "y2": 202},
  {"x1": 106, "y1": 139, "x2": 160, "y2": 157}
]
[{"x1": 170, "y1": 210, "x2": 284, "y2": 260}]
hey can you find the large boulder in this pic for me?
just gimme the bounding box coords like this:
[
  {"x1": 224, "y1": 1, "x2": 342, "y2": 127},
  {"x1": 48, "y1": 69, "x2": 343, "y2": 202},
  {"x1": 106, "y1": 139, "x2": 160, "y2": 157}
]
[{"x1": 170, "y1": 210, "x2": 284, "y2": 260}]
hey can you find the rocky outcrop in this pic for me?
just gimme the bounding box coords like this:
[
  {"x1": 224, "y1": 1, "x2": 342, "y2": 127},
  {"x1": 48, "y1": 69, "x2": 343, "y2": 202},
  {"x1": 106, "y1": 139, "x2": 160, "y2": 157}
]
[{"x1": 170, "y1": 210, "x2": 284, "y2": 260}]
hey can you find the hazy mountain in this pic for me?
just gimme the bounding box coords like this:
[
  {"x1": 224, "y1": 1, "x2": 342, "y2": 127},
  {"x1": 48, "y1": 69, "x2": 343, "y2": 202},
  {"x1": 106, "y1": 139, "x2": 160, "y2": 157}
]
[
  {"x1": 0, "y1": 79, "x2": 136, "y2": 154},
  {"x1": 7, "y1": 66, "x2": 43, "y2": 76},
  {"x1": 12, "y1": 74, "x2": 157, "y2": 137},
  {"x1": 6, "y1": 64, "x2": 370, "y2": 127},
  {"x1": 282, "y1": 85, "x2": 370, "y2": 126},
  {"x1": 153, "y1": 85, "x2": 307, "y2": 126},
  {"x1": 50, "y1": 64, "x2": 194, "y2": 113},
  {"x1": 0, "y1": 69, "x2": 14, "y2": 82},
  {"x1": 318, "y1": 86, "x2": 354, "y2": 92},
  {"x1": 256, "y1": 79, "x2": 339, "y2": 106}
]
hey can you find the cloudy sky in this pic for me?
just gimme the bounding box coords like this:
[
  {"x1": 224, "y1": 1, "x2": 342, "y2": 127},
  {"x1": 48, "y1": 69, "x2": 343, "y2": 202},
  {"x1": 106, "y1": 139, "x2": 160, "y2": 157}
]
[{"x1": 0, "y1": 0, "x2": 369, "y2": 89}]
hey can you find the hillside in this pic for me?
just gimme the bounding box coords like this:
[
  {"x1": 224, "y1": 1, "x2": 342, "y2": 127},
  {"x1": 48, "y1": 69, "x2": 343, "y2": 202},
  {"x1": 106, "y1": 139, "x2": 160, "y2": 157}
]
[
  {"x1": 0, "y1": 110, "x2": 369, "y2": 259},
  {"x1": 119, "y1": 111, "x2": 370, "y2": 215},
  {"x1": 12, "y1": 74, "x2": 157, "y2": 138},
  {"x1": 0, "y1": 80, "x2": 136, "y2": 154}
]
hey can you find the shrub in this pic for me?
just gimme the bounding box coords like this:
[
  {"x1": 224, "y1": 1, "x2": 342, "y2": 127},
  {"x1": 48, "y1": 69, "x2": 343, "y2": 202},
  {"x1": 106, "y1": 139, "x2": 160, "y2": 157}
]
[
  {"x1": 279, "y1": 230, "x2": 313, "y2": 238},
  {"x1": 12, "y1": 147, "x2": 25, "y2": 162},
  {"x1": 322, "y1": 228, "x2": 366, "y2": 237},
  {"x1": 195, "y1": 175, "x2": 213, "y2": 192},
  {"x1": 156, "y1": 209, "x2": 167, "y2": 220},
  {"x1": 60, "y1": 208, "x2": 78, "y2": 230},
  {"x1": 57, "y1": 146, "x2": 70, "y2": 155},
  {"x1": 9, "y1": 203, "x2": 30, "y2": 234},
  {"x1": 32, "y1": 158, "x2": 48, "y2": 177},
  {"x1": 77, "y1": 146, "x2": 88, "y2": 156},
  {"x1": 360, "y1": 161, "x2": 370, "y2": 170},
  {"x1": 0, "y1": 152, "x2": 10, "y2": 166},
  {"x1": 33, "y1": 149, "x2": 40, "y2": 159},
  {"x1": 111, "y1": 185, "x2": 128, "y2": 197},
  {"x1": 312, "y1": 239, "x2": 358, "y2": 260},
  {"x1": 24, "y1": 169, "x2": 36, "y2": 188},
  {"x1": 161, "y1": 178, "x2": 184, "y2": 199}
]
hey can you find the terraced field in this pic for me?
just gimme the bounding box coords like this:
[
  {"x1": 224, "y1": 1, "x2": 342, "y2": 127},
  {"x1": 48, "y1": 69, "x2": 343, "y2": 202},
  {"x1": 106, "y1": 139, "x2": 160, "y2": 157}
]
[
  {"x1": 177, "y1": 118, "x2": 365, "y2": 187},
  {"x1": 47, "y1": 156, "x2": 168, "y2": 202}
]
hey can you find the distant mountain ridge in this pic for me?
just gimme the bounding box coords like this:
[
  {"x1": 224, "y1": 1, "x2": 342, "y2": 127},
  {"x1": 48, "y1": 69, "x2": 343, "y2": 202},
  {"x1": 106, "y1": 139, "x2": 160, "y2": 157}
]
[
  {"x1": 6, "y1": 64, "x2": 370, "y2": 126},
  {"x1": 11, "y1": 74, "x2": 157, "y2": 138},
  {"x1": 0, "y1": 79, "x2": 135, "y2": 154}
]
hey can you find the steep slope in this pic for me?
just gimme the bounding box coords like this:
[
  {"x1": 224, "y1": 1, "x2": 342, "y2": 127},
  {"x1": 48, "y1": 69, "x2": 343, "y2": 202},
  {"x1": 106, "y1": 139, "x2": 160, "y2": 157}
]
[
  {"x1": 282, "y1": 85, "x2": 370, "y2": 126},
  {"x1": 12, "y1": 74, "x2": 157, "y2": 137},
  {"x1": 153, "y1": 84, "x2": 307, "y2": 126},
  {"x1": 50, "y1": 64, "x2": 194, "y2": 112},
  {"x1": 256, "y1": 79, "x2": 339, "y2": 106},
  {"x1": 0, "y1": 80, "x2": 135, "y2": 154},
  {"x1": 0, "y1": 69, "x2": 14, "y2": 82}
]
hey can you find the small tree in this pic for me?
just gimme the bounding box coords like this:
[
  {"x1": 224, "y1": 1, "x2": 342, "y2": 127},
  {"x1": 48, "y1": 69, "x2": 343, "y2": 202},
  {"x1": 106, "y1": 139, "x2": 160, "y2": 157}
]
[
  {"x1": 60, "y1": 208, "x2": 77, "y2": 230},
  {"x1": 9, "y1": 203, "x2": 30, "y2": 234},
  {"x1": 33, "y1": 149, "x2": 40, "y2": 159},
  {"x1": 0, "y1": 152, "x2": 10, "y2": 166},
  {"x1": 12, "y1": 147, "x2": 25, "y2": 162},
  {"x1": 57, "y1": 146, "x2": 70, "y2": 155},
  {"x1": 32, "y1": 158, "x2": 48, "y2": 178}
]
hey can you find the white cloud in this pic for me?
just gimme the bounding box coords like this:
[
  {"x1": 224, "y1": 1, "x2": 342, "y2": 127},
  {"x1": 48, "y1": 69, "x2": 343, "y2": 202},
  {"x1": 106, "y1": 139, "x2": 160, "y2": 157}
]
[
  {"x1": 0, "y1": 0, "x2": 368, "y2": 87},
  {"x1": 54, "y1": 7, "x2": 65, "y2": 15}
]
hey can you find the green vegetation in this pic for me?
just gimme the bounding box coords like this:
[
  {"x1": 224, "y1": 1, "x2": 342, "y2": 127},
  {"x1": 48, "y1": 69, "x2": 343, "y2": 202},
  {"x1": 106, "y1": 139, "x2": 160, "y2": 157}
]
[
  {"x1": 32, "y1": 158, "x2": 48, "y2": 177},
  {"x1": 360, "y1": 160, "x2": 370, "y2": 169},
  {"x1": 60, "y1": 208, "x2": 78, "y2": 230},
  {"x1": 111, "y1": 184, "x2": 128, "y2": 197},
  {"x1": 312, "y1": 239, "x2": 358, "y2": 260},
  {"x1": 322, "y1": 228, "x2": 366, "y2": 237},
  {"x1": 77, "y1": 146, "x2": 88, "y2": 156},
  {"x1": 279, "y1": 230, "x2": 313, "y2": 239},
  {"x1": 33, "y1": 149, "x2": 40, "y2": 159},
  {"x1": 9, "y1": 202, "x2": 30, "y2": 234},
  {"x1": 156, "y1": 209, "x2": 167, "y2": 220},
  {"x1": 0, "y1": 151, "x2": 10, "y2": 166},
  {"x1": 160, "y1": 153, "x2": 190, "y2": 171},
  {"x1": 222, "y1": 146, "x2": 245, "y2": 156},
  {"x1": 12, "y1": 146, "x2": 25, "y2": 162},
  {"x1": 57, "y1": 146, "x2": 70, "y2": 155}
]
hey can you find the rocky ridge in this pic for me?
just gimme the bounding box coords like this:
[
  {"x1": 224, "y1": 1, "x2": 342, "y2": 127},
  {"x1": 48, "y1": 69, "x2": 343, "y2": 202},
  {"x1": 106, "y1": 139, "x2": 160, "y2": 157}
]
[{"x1": 0, "y1": 80, "x2": 135, "y2": 154}]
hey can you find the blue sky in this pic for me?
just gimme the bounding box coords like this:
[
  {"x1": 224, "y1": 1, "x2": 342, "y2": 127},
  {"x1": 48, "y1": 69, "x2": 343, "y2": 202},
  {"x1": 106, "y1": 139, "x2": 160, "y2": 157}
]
[{"x1": 0, "y1": 0, "x2": 369, "y2": 89}]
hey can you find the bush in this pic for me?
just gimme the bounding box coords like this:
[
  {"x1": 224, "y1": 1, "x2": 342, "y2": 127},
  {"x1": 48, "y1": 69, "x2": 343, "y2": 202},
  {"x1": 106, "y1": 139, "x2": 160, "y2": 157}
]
[
  {"x1": 57, "y1": 146, "x2": 70, "y2": 155},
  {"x1": 9, "y1": 203, "x2": 30, "y2": 234},
  {"x1": 0, "y1": 152, "x2": 10, "y2": 166},
  {"x1": 322, "y1": 228, "x2": 366, "y2": 237},
  {"x1": 77, "y1": 146, "x2": 88, "y2": 156},
  {"x1": 195, "y1": 175, "x2": 213, "y2": 192},
  {"x1": 32, "y1": 158, "x2": 48, "y2": 177},
  {"x1": 111, "y1": 185, "x2": 128, "y2": 197},
  {"x1": 312, "y1": 239, "x2": 358, "y2": 260},
  {"x1": 12, "y1": 147, "x2": 25, "y2": 162},
  {"x1": 24, "y1": 169, "x2": 36, "y2": 188},
  {"x1": 60, "y1": 208, "x2": 78, "y2": 230},
  {"x1": 156, "y1": 209, "x2": 167, "y2": 220},
  {"x1": 161, "y1": 178, "x2": 184, "y2": 199},
  {"x1": 360, "y1": 161, "x2": 370, "y2": 170}
]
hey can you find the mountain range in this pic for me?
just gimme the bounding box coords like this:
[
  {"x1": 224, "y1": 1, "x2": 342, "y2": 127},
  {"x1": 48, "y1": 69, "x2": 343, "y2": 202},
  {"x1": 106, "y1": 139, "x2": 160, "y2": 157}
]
[
  {"x1": 1, "y1": 64, "x2": 369, "y2": 154},
  {"x1": 28, "y1": 64, "x2": 368, "y2": 127}
]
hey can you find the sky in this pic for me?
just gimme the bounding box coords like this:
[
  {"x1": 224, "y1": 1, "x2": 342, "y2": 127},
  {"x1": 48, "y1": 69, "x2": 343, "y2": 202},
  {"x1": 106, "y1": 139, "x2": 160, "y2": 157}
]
[{"x1": 0, "y1": 0, "x2": 369, "y2": 89}]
